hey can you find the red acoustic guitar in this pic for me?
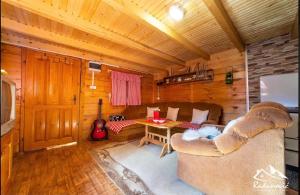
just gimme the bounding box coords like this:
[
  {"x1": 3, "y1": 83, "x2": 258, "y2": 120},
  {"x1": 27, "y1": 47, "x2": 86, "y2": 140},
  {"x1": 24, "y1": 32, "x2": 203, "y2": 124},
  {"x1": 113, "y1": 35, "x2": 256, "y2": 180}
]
[{"x1": 91, "y1": 99, "x2": 108, "y2": 140}]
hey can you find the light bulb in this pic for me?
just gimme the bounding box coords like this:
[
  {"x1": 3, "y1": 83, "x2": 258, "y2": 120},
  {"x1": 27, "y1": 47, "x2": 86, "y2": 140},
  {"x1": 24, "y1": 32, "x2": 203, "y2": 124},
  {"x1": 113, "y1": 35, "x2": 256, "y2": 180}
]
[{"x1": 169, "y1": 4, "x2": 184, "y2": 21}]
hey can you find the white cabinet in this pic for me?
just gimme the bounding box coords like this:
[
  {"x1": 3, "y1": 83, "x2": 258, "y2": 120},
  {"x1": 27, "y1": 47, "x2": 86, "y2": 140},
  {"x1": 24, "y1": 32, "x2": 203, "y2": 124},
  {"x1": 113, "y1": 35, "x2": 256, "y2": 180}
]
[{"x1": 284, "y1": 113, "x2": 298, "y2": 167}]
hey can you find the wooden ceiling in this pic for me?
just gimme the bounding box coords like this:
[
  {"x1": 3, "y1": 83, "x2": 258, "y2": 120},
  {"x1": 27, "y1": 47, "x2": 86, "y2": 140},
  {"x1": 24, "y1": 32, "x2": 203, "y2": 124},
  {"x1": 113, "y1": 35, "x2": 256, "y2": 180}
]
[{"x1": 1, "y1": 0, "x2": 298, "y2": 74}]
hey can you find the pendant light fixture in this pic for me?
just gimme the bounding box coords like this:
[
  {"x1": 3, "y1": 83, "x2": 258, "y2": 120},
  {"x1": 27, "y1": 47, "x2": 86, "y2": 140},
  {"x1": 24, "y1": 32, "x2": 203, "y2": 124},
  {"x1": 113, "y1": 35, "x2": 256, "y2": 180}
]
[{"x1": 169, "y1": 3, "x2": 185, "y2": 21}]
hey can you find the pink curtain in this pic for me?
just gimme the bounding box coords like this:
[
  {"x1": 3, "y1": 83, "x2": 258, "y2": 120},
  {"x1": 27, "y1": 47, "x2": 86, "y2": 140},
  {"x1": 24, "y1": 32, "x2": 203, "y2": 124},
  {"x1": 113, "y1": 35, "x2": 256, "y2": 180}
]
[
  {"x1": 111, "y1": 71, "x2": 141, "y2": 106},
  {"x1": 127, "y1": 74, "x2": 141, "y2": 105},
  {"x1": 111, "y1": 71, "x2": 127, "y2": 106}
]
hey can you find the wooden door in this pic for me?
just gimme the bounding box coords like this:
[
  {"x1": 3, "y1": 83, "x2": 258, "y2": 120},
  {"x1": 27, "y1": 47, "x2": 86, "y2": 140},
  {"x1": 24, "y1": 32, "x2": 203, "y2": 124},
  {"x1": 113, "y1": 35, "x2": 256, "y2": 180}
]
[{"x1": 24, "y1": 50, "x2": 81, "y2": 151}]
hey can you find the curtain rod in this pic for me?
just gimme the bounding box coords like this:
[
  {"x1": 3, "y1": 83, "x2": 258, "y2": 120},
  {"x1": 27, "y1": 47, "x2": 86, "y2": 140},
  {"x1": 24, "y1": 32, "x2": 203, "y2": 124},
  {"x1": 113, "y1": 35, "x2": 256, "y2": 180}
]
[
  {"x1": 99, "y1": 61, "x2": 150, "y2": 75},
  {"x1": 107, "y1": 69, "x2": 144, "y2": 77}
]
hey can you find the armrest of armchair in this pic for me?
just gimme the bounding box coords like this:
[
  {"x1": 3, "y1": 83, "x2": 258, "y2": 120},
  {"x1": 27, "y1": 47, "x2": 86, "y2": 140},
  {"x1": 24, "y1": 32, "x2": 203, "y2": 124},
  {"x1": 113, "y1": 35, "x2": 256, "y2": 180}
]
[{"x1": 171, "y1": 133, "x2": 223, "y2": 157}]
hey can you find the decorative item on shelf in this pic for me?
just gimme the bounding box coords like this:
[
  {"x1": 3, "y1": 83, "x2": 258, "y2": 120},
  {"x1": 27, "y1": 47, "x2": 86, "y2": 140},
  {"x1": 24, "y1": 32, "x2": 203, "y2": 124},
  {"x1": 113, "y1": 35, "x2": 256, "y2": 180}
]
[
  {"x1": 160, "y1": 69, "x2": 214, "y2": 86},
  {"x1": 171, "y1": 67, "x2": 188, "y2": 76},
  {"x1": 156, "y1": 80, "x2": 164, "y2": 86},
  {"x1": 225, "y1": 66, "x2": 233, "y2": 84},
  {"x1": 195, "y1": 63, "x2": 200, "y2": 78},
  {"x1": 207, "y1": 69, "x2": 214, "y2": 80},
  {"x1": 159, "y1": 62, "x2": 214, "y2": 86},
  {"x1": 191, "y1": 63, "x2": 198, "y2": 73},
  {"x1": 195, "y1": 63, "x2": 207, "y2": 79},
  {"x1": 204, "y1": 64, "x2": 208, "y2": 78},
  {"x1": 184, "y1": 77, "x2": 192, "y2": 81},
  {"x1": 201, "y1": 64, "x2": 206, "y2": 78},
  {"x1": 187, "y1": 66, "x2": 191, "y2": 73},
  {"x1": 165, "y1": 78, "x2": 170, "y2": 84}
]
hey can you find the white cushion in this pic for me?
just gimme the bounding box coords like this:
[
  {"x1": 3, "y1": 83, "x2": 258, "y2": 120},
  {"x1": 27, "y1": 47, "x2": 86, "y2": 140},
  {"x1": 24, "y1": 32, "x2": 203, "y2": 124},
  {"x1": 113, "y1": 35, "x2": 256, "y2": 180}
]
[
  {"x1": 223, "y1": 116, "x2": 244, "y2": 134},
  {"x1": 191, "y1": 109, "x2": 209, "y2": 124},
  {"x1": 182, "y1": 126, "x2": 221, "y2": 141},
  {"x1": 147, "y1": 107, "x2": 159, "y2": 118},
  {"x1": 166, "y1": 107, "x2": 179, "y2": 121}
]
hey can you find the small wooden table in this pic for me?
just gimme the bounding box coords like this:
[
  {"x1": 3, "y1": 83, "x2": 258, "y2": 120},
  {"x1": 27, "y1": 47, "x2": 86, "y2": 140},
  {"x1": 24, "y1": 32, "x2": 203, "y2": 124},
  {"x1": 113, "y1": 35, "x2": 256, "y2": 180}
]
[{"x1": 135, "y1": 119, "x2": 182, "y2": 157}]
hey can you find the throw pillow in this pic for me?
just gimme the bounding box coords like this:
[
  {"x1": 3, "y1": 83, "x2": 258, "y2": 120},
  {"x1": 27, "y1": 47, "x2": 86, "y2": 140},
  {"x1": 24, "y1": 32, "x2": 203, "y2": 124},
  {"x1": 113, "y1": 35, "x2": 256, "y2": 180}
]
[
  {"x1": 166, "y1": 107, "x2": 179, "y2": 121},
  {"x1": 147, "y1": 107, "x2": 159, "y2": 118},
  {"x1": 109, "y1": 115, "x2": 125, "y2": 121},
  {"x1": 191, "y1": 109, "x2": 209, "y2": 124}
]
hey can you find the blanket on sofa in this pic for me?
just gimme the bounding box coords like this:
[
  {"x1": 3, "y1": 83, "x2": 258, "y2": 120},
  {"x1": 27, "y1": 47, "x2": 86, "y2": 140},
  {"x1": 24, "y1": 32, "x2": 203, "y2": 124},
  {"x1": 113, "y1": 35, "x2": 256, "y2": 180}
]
[
  {"x1": 176, "y1": 122, "x2": 200, "y2": 129},
  {"x1": 106, "y1": 120, "x2": 137, "y2": 134}
]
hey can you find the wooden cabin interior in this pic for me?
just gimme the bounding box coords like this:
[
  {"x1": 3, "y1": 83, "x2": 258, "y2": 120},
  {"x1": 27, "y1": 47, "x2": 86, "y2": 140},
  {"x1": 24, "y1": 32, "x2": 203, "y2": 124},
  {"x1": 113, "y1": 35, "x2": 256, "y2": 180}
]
[{"x1": 1, "y1": 0, "x2": 299, "y2": 194}]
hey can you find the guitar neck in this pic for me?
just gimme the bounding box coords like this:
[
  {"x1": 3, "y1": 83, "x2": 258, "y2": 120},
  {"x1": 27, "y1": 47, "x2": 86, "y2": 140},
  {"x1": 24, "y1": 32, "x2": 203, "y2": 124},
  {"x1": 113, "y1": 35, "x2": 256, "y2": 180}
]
[{"x1": 98, "y1": 104, "x2": 102, "y2": 120}]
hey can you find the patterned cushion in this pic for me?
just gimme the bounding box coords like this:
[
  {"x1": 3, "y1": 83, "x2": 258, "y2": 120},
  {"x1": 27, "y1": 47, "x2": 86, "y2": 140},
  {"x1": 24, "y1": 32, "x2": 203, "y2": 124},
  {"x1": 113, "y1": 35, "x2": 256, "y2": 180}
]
[{"x1": 109, "y1": 115, "x2": 126, "y2": 121}]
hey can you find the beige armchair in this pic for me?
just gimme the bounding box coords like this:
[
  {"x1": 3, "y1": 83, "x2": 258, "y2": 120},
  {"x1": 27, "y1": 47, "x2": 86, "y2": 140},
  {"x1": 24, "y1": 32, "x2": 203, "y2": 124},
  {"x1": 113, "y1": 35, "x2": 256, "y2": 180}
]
[{"x1": 171, "y1": 102, "x2": 293, "y2": 195}]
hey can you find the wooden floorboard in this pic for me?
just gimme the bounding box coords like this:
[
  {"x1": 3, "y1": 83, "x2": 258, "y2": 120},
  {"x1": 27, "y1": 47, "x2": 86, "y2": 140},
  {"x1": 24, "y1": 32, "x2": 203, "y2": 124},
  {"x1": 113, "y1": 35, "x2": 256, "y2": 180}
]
[
  {"x1": 287, "y1": 188, "x2": 299, "y2": 195},
  {"x1": 9, "y1": 140, "x2": 299, "y2": 195},
  {"x1": 8, "y1": 141, "x2": 121, "y2": 195}
]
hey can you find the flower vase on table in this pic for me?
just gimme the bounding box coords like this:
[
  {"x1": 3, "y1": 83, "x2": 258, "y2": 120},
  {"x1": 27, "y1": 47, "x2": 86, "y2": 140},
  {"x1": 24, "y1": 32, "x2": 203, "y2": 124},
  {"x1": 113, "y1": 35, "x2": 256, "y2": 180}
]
[{"x1": 153, "y1": 110, "x2": 160, "y2": 120}]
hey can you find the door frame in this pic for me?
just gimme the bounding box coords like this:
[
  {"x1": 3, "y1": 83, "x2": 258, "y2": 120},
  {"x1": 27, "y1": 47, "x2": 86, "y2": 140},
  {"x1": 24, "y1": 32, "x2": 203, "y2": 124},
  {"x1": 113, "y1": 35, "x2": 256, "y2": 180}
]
[
  {"x1": 19, "y1": 48, "x2": 26, "y2": 152},
  {"x1": 20, "y1": 48, "x2": 83, "y2": 152},
  {"x1": 78, "y1": 60, "x2": 86, "y2": 141}
]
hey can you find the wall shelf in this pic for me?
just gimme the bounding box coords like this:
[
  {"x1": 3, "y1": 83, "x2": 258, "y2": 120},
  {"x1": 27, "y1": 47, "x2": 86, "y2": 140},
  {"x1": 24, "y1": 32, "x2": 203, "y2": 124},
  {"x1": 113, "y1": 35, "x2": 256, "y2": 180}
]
[{"x1": 157, "y1": 70, "x2": 214, "y2": 86}]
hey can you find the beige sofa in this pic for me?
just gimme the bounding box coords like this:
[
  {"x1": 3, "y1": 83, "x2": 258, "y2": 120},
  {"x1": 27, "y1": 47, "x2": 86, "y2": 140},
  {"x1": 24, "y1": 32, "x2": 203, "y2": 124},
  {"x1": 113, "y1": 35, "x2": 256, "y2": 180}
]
[
  {"x1": 108, "y1": 102, "x2": 222, "y2": 141},
  {"x1": 171, "y1": 102, "x2": 293, "y2": 195}
]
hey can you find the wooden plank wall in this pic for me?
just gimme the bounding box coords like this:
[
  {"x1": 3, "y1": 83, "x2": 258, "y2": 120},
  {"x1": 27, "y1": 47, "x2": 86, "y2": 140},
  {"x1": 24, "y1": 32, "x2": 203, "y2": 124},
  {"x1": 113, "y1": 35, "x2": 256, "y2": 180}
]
[
  {"x1": 1, "y1": 43, "x2": 154, "y2": 150},
  {"x1": 155, "y1": 49, "x2": 246, "y2": 124},
  {"x1": 1, "y1": 44, "x2": 22, "y2": 153},
  {"x1": 80, "y1": 61, "x2": 154, "y2": 140}
]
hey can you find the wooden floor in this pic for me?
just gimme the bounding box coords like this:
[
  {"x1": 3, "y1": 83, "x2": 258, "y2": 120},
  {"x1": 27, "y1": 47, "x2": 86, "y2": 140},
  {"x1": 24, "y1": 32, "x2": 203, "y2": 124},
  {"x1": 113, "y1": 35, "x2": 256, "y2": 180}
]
[
  {"x1": 8, "y1": 141, "x2": 299, "y2": 195},
  {"x1": 8, "y1": 141, "x2": 121, "y2": 195}
]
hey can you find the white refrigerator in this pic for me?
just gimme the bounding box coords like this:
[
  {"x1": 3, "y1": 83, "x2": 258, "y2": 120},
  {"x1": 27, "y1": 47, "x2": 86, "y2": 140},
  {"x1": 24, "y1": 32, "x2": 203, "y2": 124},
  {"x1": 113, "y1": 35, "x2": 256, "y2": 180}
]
[{"x1": 260, "y1": 73, "x2": 298, "y2": 167}]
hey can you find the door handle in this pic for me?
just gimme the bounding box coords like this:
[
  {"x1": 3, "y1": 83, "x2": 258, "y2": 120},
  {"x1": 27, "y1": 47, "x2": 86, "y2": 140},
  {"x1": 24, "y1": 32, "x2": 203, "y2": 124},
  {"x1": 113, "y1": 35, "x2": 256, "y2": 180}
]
[{"x1": 73, "y1": 95, "x2": 77, "y2": 104}]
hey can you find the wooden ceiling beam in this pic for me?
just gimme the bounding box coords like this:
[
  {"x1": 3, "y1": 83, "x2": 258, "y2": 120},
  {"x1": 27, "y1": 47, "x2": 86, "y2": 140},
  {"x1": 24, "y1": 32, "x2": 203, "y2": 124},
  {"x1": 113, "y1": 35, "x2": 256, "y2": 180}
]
[
  {"x1": 291, "y1": 12, "x2": 298, "y2": 39},
  {"x1": 102, "y1": 0, "x2": 210, "y2": 60},
  {"x1": 1, "y1": 32, "x2": 162, "y2": 74},
  {"x1": 2, "y1": 0, "x2": 185, "y2": 66},
  {"x1": 202, "y1": 0, "x2": 244, "y2": 52},
  {"x1": 1, "y1": 17, "x2": 167, "y2": 72}
]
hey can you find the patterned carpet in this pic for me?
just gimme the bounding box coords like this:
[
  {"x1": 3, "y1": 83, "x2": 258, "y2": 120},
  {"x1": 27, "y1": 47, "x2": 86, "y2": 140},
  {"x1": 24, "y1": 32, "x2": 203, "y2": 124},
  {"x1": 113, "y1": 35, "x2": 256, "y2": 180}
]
[
  {"x1": 91, "y1": 141, "x2": 202, "y2": 195},
  {"x1": 91, "y1": 140, "x2": 299, "y2": 195}
]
